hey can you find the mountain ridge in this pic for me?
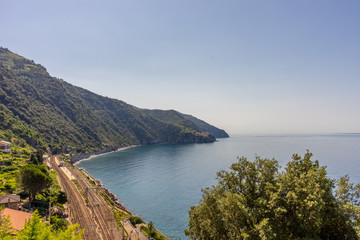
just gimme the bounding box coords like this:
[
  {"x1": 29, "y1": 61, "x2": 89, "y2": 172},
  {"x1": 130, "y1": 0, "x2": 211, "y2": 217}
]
[{"x1": 0, "y1": 47, "x2": 227, "y2": 153}]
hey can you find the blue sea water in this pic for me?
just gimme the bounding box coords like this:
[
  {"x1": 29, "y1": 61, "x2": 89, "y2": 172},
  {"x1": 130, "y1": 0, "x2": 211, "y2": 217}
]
[{"x1": 77, "y1": 134, "x2": 360, "y2": 239}]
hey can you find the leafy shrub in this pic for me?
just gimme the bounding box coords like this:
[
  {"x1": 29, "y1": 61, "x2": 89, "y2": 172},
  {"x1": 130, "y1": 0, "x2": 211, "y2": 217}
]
[
  {"x1": 140, "y1": 222, "x2": 166, "y2": 240},
  {"x1": 51, "y1": 216, "x2": 69, "y2": 231},
  {"x1": 2, "y1": 160, "x2": 12, "y2": 166},
  {"x1": 128, "y1": 216, "x2": 144, "y2": 226},
  {"x1": 56, "y1": 191, "x2": 67, "y2": 204}
]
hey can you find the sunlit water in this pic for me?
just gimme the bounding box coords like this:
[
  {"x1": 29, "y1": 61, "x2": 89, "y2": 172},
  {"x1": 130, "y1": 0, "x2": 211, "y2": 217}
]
[{"x1": 77, "y1": 134, "x2": 360, "y2": 239}]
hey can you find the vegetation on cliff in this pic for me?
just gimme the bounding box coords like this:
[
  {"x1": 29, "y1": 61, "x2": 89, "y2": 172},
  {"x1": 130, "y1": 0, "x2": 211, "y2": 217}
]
[
  {"x1": 142, "y1": 109, "x2": 229, "y2": 138},
  {"x1": 0, "y1": 47, "x2": 220, "y2": 154}
]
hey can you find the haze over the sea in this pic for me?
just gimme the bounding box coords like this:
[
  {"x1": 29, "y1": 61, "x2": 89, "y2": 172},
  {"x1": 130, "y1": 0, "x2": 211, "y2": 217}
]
[{"x1": 1, "y1": 0, "x2": 359, "y2": 135}]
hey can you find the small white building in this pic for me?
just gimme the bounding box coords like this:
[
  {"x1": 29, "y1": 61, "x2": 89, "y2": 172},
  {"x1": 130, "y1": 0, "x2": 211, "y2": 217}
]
[{"x1": 0, "y1": 141, "x2": 11, "y2": 153}]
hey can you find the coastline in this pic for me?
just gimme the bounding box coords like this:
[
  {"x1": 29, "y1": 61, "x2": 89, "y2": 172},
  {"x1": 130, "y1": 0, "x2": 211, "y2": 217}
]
[
  {"x1": 70, "y1": 144, "x2": 169, "y2": 240},
  {"x1": 68, "y1": 145, "x2": 165, "y2": 239},
  {"x1": 75, "y1": 165, "x2": 133, "y2": 214},
  {"x1": 72, "y1": 145, "x2": 138, "y2": 165},
  {"x1": 72, "y1": 145, "x2": 139, "y2": 212}
]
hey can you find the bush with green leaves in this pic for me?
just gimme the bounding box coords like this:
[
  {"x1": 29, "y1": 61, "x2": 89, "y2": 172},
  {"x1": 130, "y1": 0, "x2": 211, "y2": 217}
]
[
  {"x1": 186, "y1": 151, "x2": 360, "y2": 240},
  {"x1": 29, "y1": 150, "x2": 44, "y2": 165},
  {"x1": 140, "y1": 221, "x2": 166, "y2": 240},
  {"x1": 128, "y1": 216, "x2": 144, "y2": 226},
  {"x1": 56, "y1": 191, "x2": 67, "y2": 205},
  {"x1": 50, "y1": 216, "x2": 69, "y2": 232}
]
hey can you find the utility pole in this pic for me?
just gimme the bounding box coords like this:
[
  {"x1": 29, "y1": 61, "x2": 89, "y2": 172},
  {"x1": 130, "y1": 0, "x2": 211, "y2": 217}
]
[{"x1": 48, "y1": 186, "x2": 52, "y2": 225}]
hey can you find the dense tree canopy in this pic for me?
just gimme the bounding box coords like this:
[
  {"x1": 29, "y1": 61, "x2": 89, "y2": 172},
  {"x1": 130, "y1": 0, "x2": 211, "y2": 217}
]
[
  {"x1": 17, "y1": 164, "x2": 52, "y2": 203},
  {"x1": 186, "y1": 151, "x2": 360, "y2": 240},
  {"x1": 29, "y1": 150, "x2": 44, "y2": 165}
]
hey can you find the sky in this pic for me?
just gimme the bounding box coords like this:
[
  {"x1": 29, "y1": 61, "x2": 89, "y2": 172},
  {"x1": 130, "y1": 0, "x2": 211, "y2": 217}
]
[{"x1": 1, "y1": 0, "x2": 360, "y2": 135}]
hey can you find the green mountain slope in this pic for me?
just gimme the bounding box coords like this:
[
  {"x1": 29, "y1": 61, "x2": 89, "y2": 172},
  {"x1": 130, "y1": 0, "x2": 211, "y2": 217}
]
[
  {"x1": 0, "y1": 47, "x2": 218, "y2": 153},
  {"x1": 142, "y1": 109, "x2": 229, "y2": 138},
  {"x1": 181, "y1": 113, "x2": 229, "y2": 138},
  {"x1": 141, "y1": 109, "x2": 201, "y2": 131}
]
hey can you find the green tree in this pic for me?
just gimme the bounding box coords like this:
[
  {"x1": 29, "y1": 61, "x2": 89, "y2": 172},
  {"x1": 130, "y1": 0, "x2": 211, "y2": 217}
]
[
  {"x1": 128, "y1": 216, "x2": 144, "y2": 226},
  {"x1": 17, "y1": 164, "x2": 52, "y2": 204},
  {"x1": 50, "y1": 216, "x2": 69, "y2": 232},
  {"x1": 30, "y1": 150, "x2": 44, "y2": 165},
  {"x1": 148, "y1": 221, "x2": 156, "y2": 238},
  {"x1": 56, "y1": 191, "x2": 67, "y2": 205},
  {"x1": 16, "y1": 210, "x2": 83, "y2": 240},
  {"x1": 54, "y1": 224, "x2": 83, "y2": 240},
  {"x1": 0, "y1": 213, "x2": 13, "y2": 240},
  {"x1": 140, "y1": 221, "x2": 166, "y2": 240},
  {"x1": 186, "y1": 151, "x2": 360, "y2": 240},
  {"x1": 16, "y1": 210, "x2": 52, "y2": 240}
]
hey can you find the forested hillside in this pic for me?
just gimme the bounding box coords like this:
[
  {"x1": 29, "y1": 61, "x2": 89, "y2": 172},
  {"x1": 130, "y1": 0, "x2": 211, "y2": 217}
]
[
  {"x1": 142, "y1": 109, "x2": 229, "y2": 138},
  {"x1": 0, "y1": 47, "x2": 218, "y2": 153}
]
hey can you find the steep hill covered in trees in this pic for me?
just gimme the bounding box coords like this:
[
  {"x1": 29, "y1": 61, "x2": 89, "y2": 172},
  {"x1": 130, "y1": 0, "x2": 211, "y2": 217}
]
[
  {"x1": 0, "y1": 47, "x2": 219, "y2": 153},
  {"x1": 142, "y1": 109, "x2": 229, "y2": 138}
]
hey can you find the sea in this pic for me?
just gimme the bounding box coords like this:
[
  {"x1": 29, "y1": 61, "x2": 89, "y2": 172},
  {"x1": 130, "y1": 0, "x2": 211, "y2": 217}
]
[{"x1": 76, "y1": 134, "x2": 360, "y2": 239}]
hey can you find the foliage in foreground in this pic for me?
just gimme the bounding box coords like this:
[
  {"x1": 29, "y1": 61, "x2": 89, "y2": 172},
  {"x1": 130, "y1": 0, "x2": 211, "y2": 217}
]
[
  {"x1": 0, "y1": 210, "x2": 83, "y2": 240},
  {"x1": 186, "y1": 151, "x2": 360, "y2": 240}
]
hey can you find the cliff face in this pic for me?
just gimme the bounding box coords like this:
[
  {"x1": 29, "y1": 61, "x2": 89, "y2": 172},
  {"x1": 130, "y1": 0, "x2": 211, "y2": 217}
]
[{"x1": 0, "y1": 48, "x2": 219, "y2": 153}]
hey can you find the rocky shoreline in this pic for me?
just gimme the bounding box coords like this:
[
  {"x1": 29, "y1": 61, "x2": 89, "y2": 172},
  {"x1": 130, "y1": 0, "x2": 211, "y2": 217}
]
[
  {"x1": 77, "y1": 167, "x2": 132, "y2": 214},
  {"x1": 70, "y1": 145, "x2": 138, "y2": 214}
]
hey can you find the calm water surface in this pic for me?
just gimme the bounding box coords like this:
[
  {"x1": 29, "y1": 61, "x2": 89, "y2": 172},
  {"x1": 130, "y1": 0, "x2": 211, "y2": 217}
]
[{"x1": 77, "y1": 134, "x2": 360, "y2": 239}]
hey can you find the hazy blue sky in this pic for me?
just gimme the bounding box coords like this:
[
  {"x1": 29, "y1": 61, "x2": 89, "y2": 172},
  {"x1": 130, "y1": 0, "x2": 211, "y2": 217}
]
[{"x1": 1, "y1": 0, "x2": 359, "y2": 135}]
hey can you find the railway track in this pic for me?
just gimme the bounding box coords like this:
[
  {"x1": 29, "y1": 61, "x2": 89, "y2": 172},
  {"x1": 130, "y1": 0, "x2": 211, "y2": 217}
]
[
  {"x1": 50, "y1": 156, "x2": 99, "y2": 240},
  {"x1": 53, "y1": 157, "x2": 123, "y2": 240},
  {"x1": 69, "y1": 166, "x2": 123, "y2": 240}
]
